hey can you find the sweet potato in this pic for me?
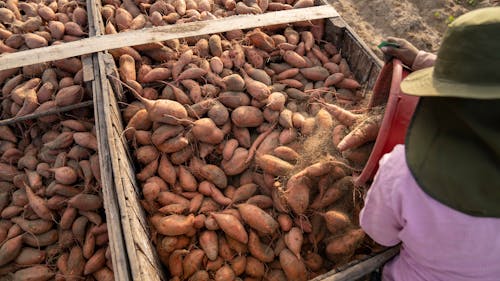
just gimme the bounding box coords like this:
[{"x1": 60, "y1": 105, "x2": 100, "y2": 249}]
[
  {"x1": 188, "y1": 270, "x2": 210, "y2": 281},
  {"x1": 12, "y1": 265, "x2": 54, "y2": 281},
  {"x1": 199, "y1": 230, "x2": 218, "y2": 261},
  {"x1": 65, "y1": 246, "x2": 84, "y2": 281},
  {"x1": 24, "y1": 33, "x2": 48, "y2": 48},
  {"x1": 127, "y1": 84, "x2": 188, "y2": 125},
  {"x1": 237, "y1": 203, "x2": 278, "y2": 235},
  {"x1": 55, "y1": 85, "x2": 84, "y2": 107},
  {"x1": 265, "y1": 269, "x2": 287, "y2": 281},
  {"x1": 284, "y1": 227, "x2": 303, "y2": 259},
  {"x1": 255, "y1": 153, "x2": 293, "y2": 176},
  {"x1": 183, "y1": 249, "x2": 204, "y2": 279},
  {"x1": 68, "y1": 194, "x2": 103, "y2": 211},
  {"x1": 230, "y1": 255, "x2": 246, "y2": 276},
  {"x1": 284, "y1": 176, "x2": 311, "y2": 215},
  {"x1": 225, "y1": 235, "x2": 247, "y2": 255},
  {"x1": 283, "y1": 50, "x2": 307, "y2": 68},
  {"x1": 300, "y1": 66, "x2": 329, "y2": 81},
  {"x1": 119, "y1": 54, "x2": 136, "y2": 82},
  {"x1": 93, "y1": 267, "x2": 114, "y2": 281},
  {"x1": 51, "y1": 166, "x2": 78, "y2": 185},
  {"x1": 83, "y1": 248, "x2": 106, "y2": 275},
  {"x1": 325, "y1": 228, "x2": 365, "y2": 262},
  {"x1": 303, "y1": 252, "x2": 323, "y2": 271},
  {"x1": 218, "y1": 236, "x2": 234, "y2": 260},
  {"x1": 157, "y1": 191, "x2": 190, "y2": 208},
  {"x1": 221, "y1": 147, "x2": 250, "y2": 176},
  {"x1": 248, "y1": 231, "x2": 274, "y2": 263},
  {"x1": 337, "y1": 114, "x2": 382, "y2": 152},
  {"x1": 311, "y1": 176, "x2": 352, "y2": 210},
  {"x1": 11, "y1": 217, "x2": 53, "y2": 234},
  {"x1": 215, "y1": 265, "x2": 235, "y2": 281},
  {"x1": 277, "y1": 213, "x2": 293, "y2": 232},
  {"x1": 279, "y1": 248, "x2": 307, "y2": 281},
  {"x1": 24, "y1": 183, "x2": 53, "y2": 221},
  {"x1": 221, "y1": 74, "x2": 245, "y2": 92},
  {"x1": 14, "y1": 247, "x2": 46, "y2": 265},
  {"x1": 246, "y1": 256, "x2": 265, "y2": 278},
  {"x1": 241, "y1": 69, "x2": 270, "y2": 100},
  {"x1": 230, "y1": 183, "x2": 257, "y2": 203},
  {"x1": 211, "y1": 213, "x2": 248, "y2": 244},
  {"x1": 151, "y1": 214, "x2": 195, "y2": 236},
  {"x1": 0, "y1": 235, "x2": 22, "y2": 266},
  {"x1": 22, "y1": 229, "x2": 58, "y2": 247},
  {"x1": 323, "y1": 210, "x2": 350, "y2": 234},
  {"x1": 246, "y1": 28, "x2": 274, "y2": 52},
  {"x1": 192, "y1": 118, "x2": 224, "y2": 144}
]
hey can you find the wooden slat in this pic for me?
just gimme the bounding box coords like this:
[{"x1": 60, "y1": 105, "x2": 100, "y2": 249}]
[
  {"x1": 310, "y1": 247, "x2": 400, "y2": 281},
  {"x1": 0, "y1": 101, "x2": 93, "y2": 126},
  {"x1": 93, "y1": 52, "x2": 132, "y2": 281},
  {"x1": 0, "y1": 6, "x2": 339, "y2": 71}
]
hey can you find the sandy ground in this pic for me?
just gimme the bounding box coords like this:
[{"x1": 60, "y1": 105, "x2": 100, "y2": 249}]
[{"x1": 329, "y1": 0, "x2": 499, "y2": 59}]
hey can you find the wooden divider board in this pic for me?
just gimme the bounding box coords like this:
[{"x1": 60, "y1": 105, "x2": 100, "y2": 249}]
[
  {"x1": 82, "y1": 0, "x2": 134, "y2": 279},
  {"x1": 0, "y1": 5, "x2": 339, "y2": 70},
  {"x1": 93, "y1": 52, "x2": 135, "y2": 281}
]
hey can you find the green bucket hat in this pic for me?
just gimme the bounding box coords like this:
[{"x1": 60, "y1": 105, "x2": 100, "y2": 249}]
[
  {"x1": 401, "y1": 7, "x2": 500, "y2": 99},
  {"x1": 402, "y1": 7, "x2": 500, "y2": 218}
]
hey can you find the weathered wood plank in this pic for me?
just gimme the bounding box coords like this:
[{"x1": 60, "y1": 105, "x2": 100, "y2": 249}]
[
  {"x1": 0, "y1": 6, "x2": 339, "y2": 70},
  {"x1": 0, "y1": 101, "x2": 93, "y2": 126},
  {"x1": 94, "y1": 52, "x2": 132, "y2": 281},
  {"x1": 310, "y1": 247, "x2": 400, "y2": 281}
]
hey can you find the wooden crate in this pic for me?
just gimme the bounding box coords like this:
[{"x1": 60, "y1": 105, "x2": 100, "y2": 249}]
[
  {"x1": 0, "y1": 1, "x2": 133, "y2": 277},
  {"x1": 97, "y1": 8, "x2": 389, "y2": 280},
  {"x1": 0, "y1": 55, "x2": 131, "y2": 281}
]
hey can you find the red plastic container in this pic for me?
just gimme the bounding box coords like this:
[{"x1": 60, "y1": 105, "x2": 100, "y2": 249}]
[{"x1": 354, "y1": 59, "x2": 420, "y2": 186}]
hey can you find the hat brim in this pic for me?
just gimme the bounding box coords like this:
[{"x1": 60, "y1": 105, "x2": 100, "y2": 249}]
[{"x1": 401, "y1": 67, "x2": 500, "y2": 99}]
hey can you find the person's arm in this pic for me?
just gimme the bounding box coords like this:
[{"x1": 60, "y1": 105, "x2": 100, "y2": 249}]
[
  {"x1": 359, "y1": 153, "x2": 404, "y2": 247},
  {"x1": 380, "y1": 37, "x2": 436, "y2": 71},
  {"x1": 411, "y1": 50, "x2": 437, "y2": 70}
]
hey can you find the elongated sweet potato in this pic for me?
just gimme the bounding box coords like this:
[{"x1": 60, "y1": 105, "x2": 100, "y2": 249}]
[
  {"x1": 151, "y1": 214, "x2": 194, "y2": 236},
  {"x1": 12, "y1": 265, "x2": 54, "y2": 281},
  {"x1": 237, "y1": 203, "x2": 278, "y2": 235},
  {"x1": 255, "y1": 153, "x2": 293, "y2": 176}
]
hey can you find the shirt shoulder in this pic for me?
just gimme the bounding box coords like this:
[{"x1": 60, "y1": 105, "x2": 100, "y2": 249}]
[{"x1": 374, "y1": 144, "x2": 413, "y2": 192}]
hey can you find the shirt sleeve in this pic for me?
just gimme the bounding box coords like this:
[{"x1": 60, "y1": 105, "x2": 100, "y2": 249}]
[
  {"x1": 359, "y1": 151, "x2": 404, "y2": 247},
  {"x1": 411, "y1": 50, "x2": 437, "y2": 71}
]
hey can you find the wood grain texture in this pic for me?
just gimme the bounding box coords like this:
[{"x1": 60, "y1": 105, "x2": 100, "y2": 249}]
[{"x1": 0, "y1": 6, "x2": 339, "y2": 71}]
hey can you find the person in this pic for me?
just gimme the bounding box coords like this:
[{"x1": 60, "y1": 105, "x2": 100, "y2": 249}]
[{"x1": 359, "y1": 7, "x2": 500, "y2": 281}]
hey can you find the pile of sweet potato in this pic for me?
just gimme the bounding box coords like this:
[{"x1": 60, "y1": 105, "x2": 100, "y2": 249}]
[
  {"x1": 0, "y1": 56, "x2": 89, "y2": 120},
  {"x1": 0, "y1": 0, "x2": 88, "y2": 54},
  {"x1": 0, "y1": 90, "x2": 113, "y2": 279},
  {"x1": 118, "y1": 19, "x2": 381, "y2": 281},
  {"x1": 101, "y1": 0, "x2": 316, "y2": 35}
]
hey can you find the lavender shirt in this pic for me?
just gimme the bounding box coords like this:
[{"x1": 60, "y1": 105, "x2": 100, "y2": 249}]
[{"x1": 360, "y1": 145, "x2": 500, "y2": 281}]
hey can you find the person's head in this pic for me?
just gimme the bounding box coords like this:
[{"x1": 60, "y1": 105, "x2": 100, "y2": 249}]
[{"x1": 400, "y1": 7, "x2": 500, "y2": 218}]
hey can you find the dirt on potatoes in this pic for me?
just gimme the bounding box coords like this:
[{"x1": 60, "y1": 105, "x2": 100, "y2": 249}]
[{"x1": 329, "y1": 0, "x2": 499, "y2": 56}]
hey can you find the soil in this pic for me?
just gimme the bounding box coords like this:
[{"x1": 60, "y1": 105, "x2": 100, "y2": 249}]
[{"x1": 328, "y1": 0, "x2": 499, "y2": 58}]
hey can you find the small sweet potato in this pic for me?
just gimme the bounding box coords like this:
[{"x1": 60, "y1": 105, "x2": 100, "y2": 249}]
[{"x1": 279, "y1": 248, "x2": 308, "y2": 281}]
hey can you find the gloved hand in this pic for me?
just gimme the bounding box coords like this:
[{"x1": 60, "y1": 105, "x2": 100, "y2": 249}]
[{"x1": 380, "y1": 37, "x2": 419, "y2": 68}]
